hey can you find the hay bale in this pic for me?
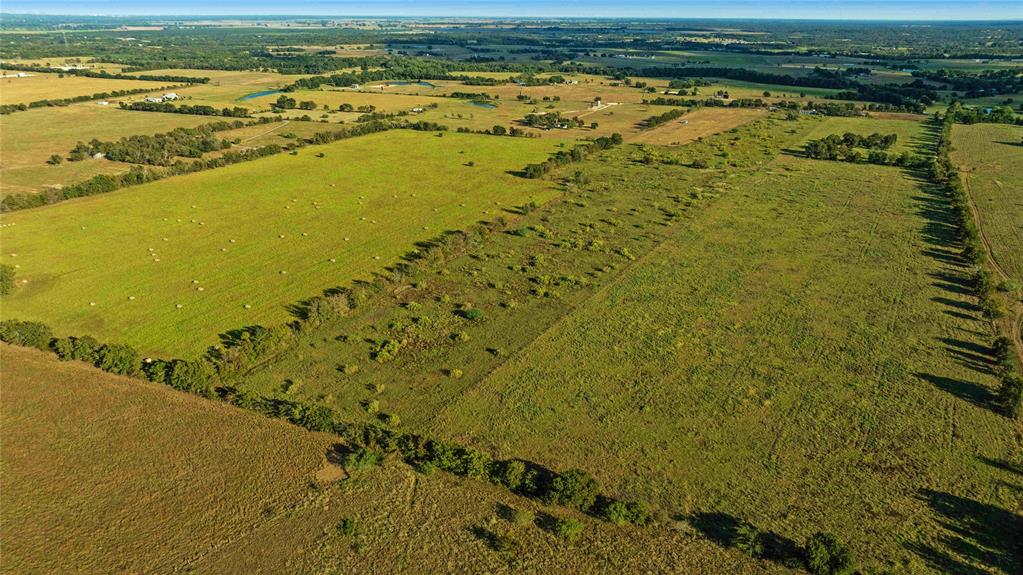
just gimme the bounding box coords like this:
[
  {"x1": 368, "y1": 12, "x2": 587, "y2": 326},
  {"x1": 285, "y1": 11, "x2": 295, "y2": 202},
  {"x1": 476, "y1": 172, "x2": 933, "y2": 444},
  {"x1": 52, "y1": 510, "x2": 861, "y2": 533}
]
[
  {"x1": 279, "y1": 234, "x2": 286, "y2": 238},
  {"x1": 192, "y1": 279, "x2": 200, "y2": 284},
  {"x1": 344, "y1": 237, "x2": 350, "y2": 241},
  {"x1": 302, "y1": 232, "x2": 308, "y2": 236},
  {"x1": 329, "y1": 258, "x2": 336, "y2": 263},
  {"x1": 243, "y1": 304, "x2": 251, "y2": 309},
  {"x1": 90, "y1": 302, "x2": 96, "y2": 306},
  {"x1": 175, "y1": 304, "x2": 183, "y2": 309},
  {"x1": 128, "y1": 296, "x2": 136, "y2": 300}
]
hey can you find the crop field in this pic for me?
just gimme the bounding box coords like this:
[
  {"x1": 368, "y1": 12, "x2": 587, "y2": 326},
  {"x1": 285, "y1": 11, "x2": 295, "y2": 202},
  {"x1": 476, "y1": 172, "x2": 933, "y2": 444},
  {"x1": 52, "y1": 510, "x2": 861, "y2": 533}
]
[
  {"x1": 0, "y1": 104, "x2": 214, "y2": 195},
  {"x1": 240, "y1": 119, "x2": 1022, "y2": 574},
  {"x1": 0, "y1": 72, "x2": 173, "y2": 105},
  {"x1": 2, "y1": 344, "x2": 783, "y2": 575},
  {"x1": 0, "y1": 130, "x2": 560, "y2": 357},
  {"x1": 628, "y1": 107, "x2": 766, "y2": 145},
  {"x1": 798, "y1": 115, "x2": 934, "y2": 155},
  {"x1": 951, "y1": 123, "x2": 1023, "y2": 280}
]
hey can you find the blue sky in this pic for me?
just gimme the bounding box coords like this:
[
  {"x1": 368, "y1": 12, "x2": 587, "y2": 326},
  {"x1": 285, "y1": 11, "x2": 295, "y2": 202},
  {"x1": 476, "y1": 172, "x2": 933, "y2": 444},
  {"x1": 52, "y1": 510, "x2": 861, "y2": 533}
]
[{"x1": 2, "y1": 0, "x2": 1021, "y2": 20}]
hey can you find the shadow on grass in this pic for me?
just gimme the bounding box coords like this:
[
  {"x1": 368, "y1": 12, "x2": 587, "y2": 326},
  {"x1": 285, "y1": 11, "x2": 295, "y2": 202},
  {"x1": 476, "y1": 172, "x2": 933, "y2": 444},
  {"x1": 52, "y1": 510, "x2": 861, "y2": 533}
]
[
  {"x1": 916, "y1": 372, "x2": 996, "y2": 410},
  {"x1": 906, "y1": 489, "x2": 1023, "y2": 575},
  {"x1": 687, "y1": 512, "x2": 804, "y2": 569}
]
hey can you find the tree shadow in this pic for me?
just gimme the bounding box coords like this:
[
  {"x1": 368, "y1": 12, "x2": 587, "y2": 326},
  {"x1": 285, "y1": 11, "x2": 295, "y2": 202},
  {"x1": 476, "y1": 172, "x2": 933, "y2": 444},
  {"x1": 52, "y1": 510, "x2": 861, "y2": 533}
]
[
  {"x1": 906, "y1": 489, "x2": 1023, "y2": 575},
  {"x1": 929, "y1": 271, "x2": 973, "y2": 296},
  {"x1": 932, "y1": 296, "x2": 980, "y2": 313},
  {"x1": 687, "y1": 512, "x2": 803, "y2": 568},
  {"x1": 916, "y1": 372, "x2": 996, "y2": 410}
]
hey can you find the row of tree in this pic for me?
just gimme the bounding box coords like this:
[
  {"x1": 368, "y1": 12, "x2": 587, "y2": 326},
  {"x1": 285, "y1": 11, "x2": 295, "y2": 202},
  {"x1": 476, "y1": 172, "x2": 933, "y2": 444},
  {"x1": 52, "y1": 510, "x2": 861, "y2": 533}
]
[
  {"x1": 0, "y1": 84, "x2": 190, "y2": 115},
  {"x1": 0, "y1": 62, "x2": 210, "y2": 84},
  {"x1": 118, "y1": 101, "x2": 251, "y2": 117},
  {"x1": 523, "y1": 133, "x2": 622, "y2": 179},
  {"x1": 931, "y1": 107, "x2": 1022, "y2": 419}
]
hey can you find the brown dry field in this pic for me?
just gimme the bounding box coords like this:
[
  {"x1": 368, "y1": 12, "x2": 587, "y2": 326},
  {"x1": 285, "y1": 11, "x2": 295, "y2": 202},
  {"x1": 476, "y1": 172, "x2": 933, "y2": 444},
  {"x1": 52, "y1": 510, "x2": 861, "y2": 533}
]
[
  {"x1": 0, "y1": 344, "x2": 783, "y2": 574},
  {"x1": 627, "y1": 107, "x2": 767, "y2": 145}
]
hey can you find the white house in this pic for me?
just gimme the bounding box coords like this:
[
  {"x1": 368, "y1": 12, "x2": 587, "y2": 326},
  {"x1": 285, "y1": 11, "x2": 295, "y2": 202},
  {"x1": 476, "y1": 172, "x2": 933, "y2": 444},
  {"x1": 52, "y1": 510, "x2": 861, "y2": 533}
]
[
  {"x1": 143, "y1": 96, "x2": 162, "y2": 103},
  {"x1": 162, "y1": 92, "x2": 180, "y2": 100}
]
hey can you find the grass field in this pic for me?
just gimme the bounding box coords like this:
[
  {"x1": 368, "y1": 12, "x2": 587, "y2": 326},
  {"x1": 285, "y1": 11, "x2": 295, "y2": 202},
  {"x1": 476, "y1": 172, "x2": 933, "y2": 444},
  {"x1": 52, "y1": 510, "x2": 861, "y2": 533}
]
[
  {"x1": 951, "y1": 123, "x2": 1023, "y2": 281},
  {"x1": 1, "y1": 343, "x2": 788, "y2": 575},
  {"x1": 238, "y1": 119, "x2": 1023, "y2": 574},
  {"x1": 0, "y1": 344, "x2": 336, "y2": 575},
  {"x1": 628, "y1": 107, "x2": 766, "y2": 145},
  {"x1": 0, "y1": 130, "x2": 560, "y2": 357},
  {"x1": 798, "y1": 115, "x2": 934, "y2": 155},
  {"x1": 0, "y1": 72, "x2": 172, "y2": 105},
  {"x1": 0, "y1": 104, "x2": 214, "y2": 195}
]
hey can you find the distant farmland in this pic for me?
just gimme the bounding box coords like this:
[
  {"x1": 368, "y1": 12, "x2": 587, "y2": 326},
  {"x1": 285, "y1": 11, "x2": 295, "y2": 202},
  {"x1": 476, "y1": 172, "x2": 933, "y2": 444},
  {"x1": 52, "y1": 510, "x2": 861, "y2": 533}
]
[
  {"x1": 0, "y1": 130, "x2": 561, "y2": 357},
  {"x1": 0, "y1": 72, "x2": 172, "y2": 105}
]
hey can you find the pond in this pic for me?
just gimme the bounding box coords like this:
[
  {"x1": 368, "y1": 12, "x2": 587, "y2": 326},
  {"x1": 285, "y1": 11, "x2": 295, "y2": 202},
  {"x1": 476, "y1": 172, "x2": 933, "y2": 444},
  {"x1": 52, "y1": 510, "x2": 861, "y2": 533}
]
[
  {"x1": 387, "y1": 81, "x2": 437, "y2": 88},
  {"x1": 239, "y1": 89, "x2": 283, "y2": 101},
  {"x1": 468, "y1": 101, "x2": 498, "y2": 109}
]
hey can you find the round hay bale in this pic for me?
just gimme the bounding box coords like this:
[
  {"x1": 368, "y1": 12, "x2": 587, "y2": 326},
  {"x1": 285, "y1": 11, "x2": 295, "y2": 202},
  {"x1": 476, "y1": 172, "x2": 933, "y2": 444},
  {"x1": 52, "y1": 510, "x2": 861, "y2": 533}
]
[
  {"x1": 329, "y1": 258, "x2": 336, "y2": 263},
  {"x1": 280, "y1": 270, "x2": 288, "y2": 274},
  {"x1": 90, "y1": 302, "x2": 96, "y2": 306},
  {"x1": 176, "y1": 304, "x2": 183, "y2": 309},
  {"x1": 302, "y1": 232, "x2": 308, "y2": 236},
  {"x1": 344, "y1": 237, "x2": 350, "y2": 241},
  {"x1": 244, "y1": 304, "x2": 251, "y2": 309},
  {"x1": 128, "y1": 296, "x2": 136, "y2": 300},
  {"x1": 192, "y1": 279, "x2": 200, "y2": 284},
  {"x1": 279, "y1": 234, "x2": 285, "y2": 238},
  {"x1": 229, "y1": 239, "x2": 236, "y2": 243},
  {"x1": 197, "y1": 287, "x2": 204, "y2": 292}
]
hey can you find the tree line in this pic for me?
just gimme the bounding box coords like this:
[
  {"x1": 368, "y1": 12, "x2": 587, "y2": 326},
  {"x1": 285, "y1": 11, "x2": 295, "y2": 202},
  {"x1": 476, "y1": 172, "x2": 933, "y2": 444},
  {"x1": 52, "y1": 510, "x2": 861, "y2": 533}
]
[
  {"x1": 0, "y1": 63, "x2": 209, "y2": 84},
  {"x1": 945, "y1": 101, "x2": 1021, "y2": 126},
  {"x1": 930, "y1": 107, "x2": 1022, "y2": 419},
  {"x1": 523, "y1": 133, "x2": 622, "y2": 179},
  {"x1": 118, "y1": 100, "x2": 251, "y2": 117},
  {"x1": 0, "y1": 84, "x2": 191, "y2": 115}
]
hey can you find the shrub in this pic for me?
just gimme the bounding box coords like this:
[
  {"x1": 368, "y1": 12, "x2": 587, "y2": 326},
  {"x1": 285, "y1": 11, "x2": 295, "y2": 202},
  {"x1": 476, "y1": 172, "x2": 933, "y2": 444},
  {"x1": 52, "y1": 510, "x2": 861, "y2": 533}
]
[
  {"x1": 94, "y1": 343, "x2": 140, "y2": 376},
  {"x1": 337, "y1": 517, "x2": 359, "y2": 537},
  {"x1": 301, "y1": 404, "x2": 337, "y2": 432},
  {"x1": 805, "y1": 532, "x2": 856, "y2": 575},
  {"x1": 998, "y1": 373, "x2": 1022, "y2": 420},
  {"x1": 980, "y1": 296, "x2": 1004, "y2": 319},
  {"x1": 0, "y1": 264, "x2": 15, "y2": 296},
  {"x1": 0, "y1": 319, "x2": 54, "y2": 350},
  {"x1": 491, "y1": 460, "x2": 526, "y2": 491},
  {"x1": 544, "y1": 469, "x2": 600, "y2": 511},
  {"x1": 551, "y1": 517, "x2": 584, "y2": 542},
  {"x1": 342, "y1": 447, "x2": 381, "y2": 472},
  {"x1": 371, "y1": 339, "x2": 401, "y2": 362},
  {"x1": 510, "y1": 507, "x2": 535, "y2": 526},
  {"x1": 47, "y1": 154, "x2": 63, "y2": 165},
  {"x1": 733, "y1": 522, "x2": 766, "y2": 558},
  {"x1": 461, "y1": 308, "x2": 483, "y2": 321},
  {"x1": 601, "y1": 499, "x2": 649, "y2": 525}
]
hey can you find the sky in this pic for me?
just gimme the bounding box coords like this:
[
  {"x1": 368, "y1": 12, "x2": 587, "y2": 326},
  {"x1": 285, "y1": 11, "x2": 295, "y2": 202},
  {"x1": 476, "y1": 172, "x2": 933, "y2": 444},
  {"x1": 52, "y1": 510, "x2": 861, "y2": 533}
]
[{"x1": 1, "y1": 0, "x2": 1021, "y2": 20}]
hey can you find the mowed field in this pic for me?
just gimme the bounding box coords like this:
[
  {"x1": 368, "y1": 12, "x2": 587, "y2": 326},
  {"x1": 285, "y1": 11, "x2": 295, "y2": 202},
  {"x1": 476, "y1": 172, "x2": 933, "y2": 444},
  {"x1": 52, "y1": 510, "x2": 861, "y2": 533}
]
[
  {"x1": 0, "y1": 104, "x2": 214, "y2": 195},
  {"x1": 0, "y1": 72, "x2": 172, "y2": 105},
  {"x1": 0, "y1": 130, "x2": 561, "y2": 357},
  {"x1": 240, "y1": 118, "x2": 1023, "y2": 574},
  {"x1": 628, "y1": 107, "x2": 766, "y2": 145},
  {"x1": 0, "y1": 344, "x2": 784, "y2": 575},
  {"x1": 951, "y1": 123, "x2": 1023, "y2": 280}
]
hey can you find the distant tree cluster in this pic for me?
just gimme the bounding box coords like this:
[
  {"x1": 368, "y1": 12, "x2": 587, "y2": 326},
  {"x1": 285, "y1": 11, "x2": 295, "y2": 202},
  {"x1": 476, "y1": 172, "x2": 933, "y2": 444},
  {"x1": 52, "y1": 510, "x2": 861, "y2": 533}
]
[
  {"x1": 69, "y1": 120, "x2": 248, "y2": 165},
  {"x1": 945, "y1": 101, "x2": 1021, "y2": 126},
  {"x1": 641, "y1": 107, "x2": 689, "y2": 128},
  {"x1": 520, "y1": 111, "x2": 582, "y2": 130},
  {"x1": 119, "y1": 101, "x2": 250, "y2": 117},
  {"x1": 804, "y1": 132, "x2": 905, "y2": 165}
]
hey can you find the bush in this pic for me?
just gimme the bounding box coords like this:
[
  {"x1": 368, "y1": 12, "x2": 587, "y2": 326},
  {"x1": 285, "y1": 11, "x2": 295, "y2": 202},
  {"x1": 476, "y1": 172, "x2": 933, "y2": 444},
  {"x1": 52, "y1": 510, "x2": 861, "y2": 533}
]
[
  {"x1": 371, "y1": 339, "x2": 401, "y2": 362},
  {"x1": 491, "y1": 459, "x2": 526, "y2": 491},
  {"x1": 544, "y1": 469, "x2": 600, "y2": 511},
  {"x1": 337, "y1": 517, "x2": 359, "y2": 537},
  {"x1": 998, "y1": 373, "x2": 1022, "y2": 419},
  {"x1": 0, "y1": 319, "x2": 53, "y2": 350},
  {"x1": 166, "y1": 359, "x2": 214, "y2": 396},
  {"x1": 510, "y1": 507, "x2": 534, "y2": 526},
  {"x1": 733, "y1": 522, "x2": 766, "y2": 558},
  {"x1": 601, "y1": 499, "x2": 649, "y2": 525},
  {"x1": 0, "y1": 264, "x2": 15, "y2": 296},
  {"x1": 342, "y1": 447, "x2": 381, "y2": 472},
  {"x1": 805, "y1": 532, "x2": 856, "y2": 575},
  {"x1": 551, "y1": 517, "x2": 584, "y2": 542},
  {"x1": 461, "y1": 308, "x2": 483, "y2": 321},
  {"x1": 94, "y1": 343, "x2": 140, "y2": 376}
]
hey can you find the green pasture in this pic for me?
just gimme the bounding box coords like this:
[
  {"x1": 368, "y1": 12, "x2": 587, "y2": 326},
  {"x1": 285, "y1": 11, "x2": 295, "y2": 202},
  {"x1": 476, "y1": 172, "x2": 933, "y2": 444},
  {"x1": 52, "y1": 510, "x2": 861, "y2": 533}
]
[
  {"x1": 798, "y1": 115, "x2": 934, "y2": 155},
  {"x1": 0, "y1": 130, "x2": 561, "y2": 357}
]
